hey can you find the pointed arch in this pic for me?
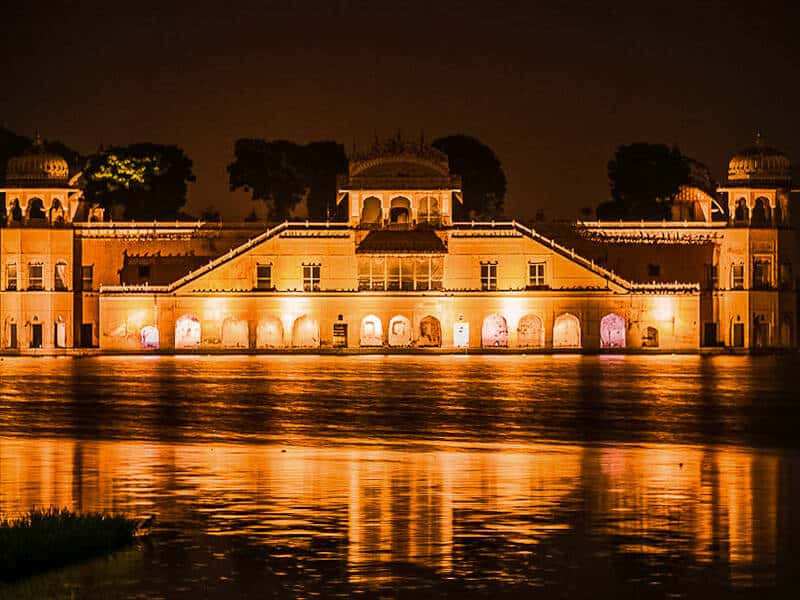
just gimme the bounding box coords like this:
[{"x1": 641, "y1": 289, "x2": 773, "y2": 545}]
[
  {"x1": 292, "y1": 315, "x2": 320, "y2": 348},
  {"x1": 256, "y1": 317, "x2": 284, "y2": 348},
  {"x1": 418, "y1": 315, "x2": 441, "y2": 347},
  {"x1": 481, "y1": 314, "x2": 508, "y2": 347},
  {"x1": 140, "y1": 325, "x2": 160, "y2": 349},
  {"x1": 221, "y1": 317, "x2": 249, "y2": 348},
  {"x1": 553, "y1": 313, "x2": 581, "y2": 348},
  {"x1": 360, "y1": 314, "x2": 383, "y2": 347},
  {"x1": 360, "y1": 196, "x2": 382, "y2": 225},
  {"x1": 175, "y1": 314, "x2": 201, "y2": 348},
  {"x1": 600, "y1": 313, "x2": 626, "y2": 348},
  {"x1": 517, "y1": 314, "x2": 545, "y2": 348},
  {"x1": 388, "y1": 315, "x2": 412, "y2": 347}
]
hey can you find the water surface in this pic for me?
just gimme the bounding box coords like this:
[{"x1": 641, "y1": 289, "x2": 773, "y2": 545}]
[{"x1": 0, "y1": 355, "x2": 798, "y2": 598}]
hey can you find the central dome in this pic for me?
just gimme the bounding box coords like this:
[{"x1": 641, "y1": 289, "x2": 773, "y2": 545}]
[
  {"x1": 5, "y1": 134, "x2": 70, "y2": 186},
  {"x1": 727, "y1": 135, "x2": 791, "y2": 187}
]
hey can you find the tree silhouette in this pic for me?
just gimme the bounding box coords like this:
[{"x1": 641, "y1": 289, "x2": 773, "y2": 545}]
[
  {"x1": 228, "y1": 139, "x2": 347, "y2": 222},
  {"x1": 431, "y1": 135, "x2": 507, "y2": 220},
  {"x1": 82, "y1": 144, "x2": 195, "y2": 220},
  {"x1": 598, "y1": 143, "x2": 691, "y2": 220}
]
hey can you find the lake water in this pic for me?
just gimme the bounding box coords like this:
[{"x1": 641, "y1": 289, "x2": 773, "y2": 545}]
[{"x1": 0, "y1": 354, "x2": 798, "y2": 598}]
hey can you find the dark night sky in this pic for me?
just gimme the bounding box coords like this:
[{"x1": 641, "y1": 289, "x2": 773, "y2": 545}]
[{"x1": 3, "y1": 1, "x2": 799, "y2": 220}]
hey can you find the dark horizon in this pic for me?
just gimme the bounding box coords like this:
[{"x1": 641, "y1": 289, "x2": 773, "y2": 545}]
[{"x1": 3, "y1": 0, "x2": 799, "y2": 220}]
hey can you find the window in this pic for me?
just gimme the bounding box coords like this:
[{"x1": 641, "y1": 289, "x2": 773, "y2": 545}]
[
  {"x1": 138, "y1": 265, "x2": 151, "y2": 280},
  {"x1": 303, "y1": 264, "x2": 320, "y2": 292},
  {"x1": 256, "y1": 263, "x2": 273, "y2": 290},
  {"x1": 528, "y1": 262, "x2": 546, "y2": 287},
  {"x1": 357, "y1": 256, "x2": 442, "y2": 291},
  {"x1": 54, "y1": 261, "x2": 68, "y2": 291},
  {"x1": 28, "y1": 263, "x2": 43, "y2": 290},
  {"x1": 648, "y1": 264, "x2": 661, "y2": 278},
  {"x1": 481, "y1": 262, "x2": 497, "y2": 291},
  {"x1": 6, "y1": 263, "x2": 17, "y2": 291},
  {"x1": 81, "y1": 265, "x2": 93, "y2": 291},
  {"x1": 753, "y1": 259, "x2": 771, "y2": 289},
  {"x1": 732, "y1": 264, "x2": 744, "y2": 289}
]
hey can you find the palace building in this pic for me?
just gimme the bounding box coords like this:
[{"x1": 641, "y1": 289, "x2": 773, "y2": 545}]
[{"x1": 0, "y1": 135, "x2": 796, "y2": 353}]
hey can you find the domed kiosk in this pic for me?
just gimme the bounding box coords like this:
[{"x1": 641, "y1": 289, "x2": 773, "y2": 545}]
[
  {"x1": 719, "y1": 135, "x2": 793, "y2": 227},
  {"x1": 1, "y1": 134, "x2": 84, "y2": 225}
]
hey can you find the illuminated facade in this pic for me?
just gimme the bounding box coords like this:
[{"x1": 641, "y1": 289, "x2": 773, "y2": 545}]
[{"x1": 0, "y1": 136, "x2": 796, "y2": 352}]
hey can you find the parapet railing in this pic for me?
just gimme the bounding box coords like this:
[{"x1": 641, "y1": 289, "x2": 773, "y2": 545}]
[
  {"x1": 100, "y1": 220, "x2": 349, "y2": 294},
  {"x1": 452, "y1": 221, "x2": 701, "y2": 293}
]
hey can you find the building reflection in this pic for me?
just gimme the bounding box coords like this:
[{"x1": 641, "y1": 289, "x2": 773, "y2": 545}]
[{"x1": 0, "y1": 438, "x2": 783, "y2": 587}]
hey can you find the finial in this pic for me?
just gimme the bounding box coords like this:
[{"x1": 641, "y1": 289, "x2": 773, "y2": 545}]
[
  {"x1": 33, "y1": 131, "x2": 43, "y2": 148},
  {"x1": 755, "y1": 130, "x2": 763, "y2": 146}
]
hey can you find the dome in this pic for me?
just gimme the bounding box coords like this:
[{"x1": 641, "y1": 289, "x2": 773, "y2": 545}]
[
  {"x1": 4, "y1": 134, "x2": 70, "y2": 186},
  {"x1": 727, "y1": 134, "x2": 791, "y2": 187}
]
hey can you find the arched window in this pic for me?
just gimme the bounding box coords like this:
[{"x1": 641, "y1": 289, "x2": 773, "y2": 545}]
[
  {"x1": 28, "y1": 198, "x2": 46, "y2": 220},
  {"x1": 481, "y1": 314, "x2": 509, "y2": 347},
  {"x1": 175, "y1": 314, "x2": 201, "y2": 348},
  {"x1": 292, "y1": 315, "x2": 320, "y2": 348},
  {"x1": 553, "y1": 313, "x2": 581, "y2": 348},
  {"x1": 389, "y1": 197, "x2": 411, "y2": 224},
  {"x1": 49, "y1": 199, "x2": 65, "y2": 224},
  {"x1": 600, "y1": 313, "x2": 626, "y2": 348},
  {"x1": 256, "y1": 317, "x2": 284, "y2": 348},
  {"x1": 780, "y1": 315, "x2": 793, "y2": 347},
  {"x1": 734, "y1": 198, "x2": 749, "y2": 224},
  {"x1": 517, "y1": 314, "x2": 545, "y2": 347},
  {"x1": 54, "y1": 261, "x2": 68, "y2": 291},
  {"x1": 54, "y1": 316, "x2": 66, "y2": 348},
  {"x1": 418, "y1": 316, "x2": 441, "y2": 347},
  {"x1": 642, "y1": 326, "x2": 659, "y2": 348},
  {"x1": 751, "y1": 197, "x2": 770, "y2": 227},
  {"x1": 141, "y1": 325, "x2": 160, "y2": 349},
  {"x1": 221, "y1": 318, "x2": 249, "y2": 348},
  {"x1": 388, "y1": 315, "x2": 412, "y2": 347},
  {"x1": 360, "y1": 196, "x2": 382, "y2": 225},
  {"x1": 360, "y1": 314, "x2": 383, "y2": 347},
  {"x1": 10, "y1": 199, "x2": 23, "y2": 222}
]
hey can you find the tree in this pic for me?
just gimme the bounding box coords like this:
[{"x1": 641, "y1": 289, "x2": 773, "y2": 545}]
[
  {"x1": 431, "y1": 135, "x2": 507, "y2": 220},
  {"x1": 598, "y1": 143, "x2": 690, "y2": 220},
  {"x1": 227, "y1": 139, "x2": 347, "y2": 222},
  {"x1": 200, "y1": 205, "x2": 221, "y2": 222},
  {"x1": 82, "y1": 144, "x2": 195, "y2": 220}
]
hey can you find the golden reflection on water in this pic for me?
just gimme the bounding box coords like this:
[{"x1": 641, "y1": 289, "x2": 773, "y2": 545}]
[{"x1": 0, "y1": 437, "x2": 780, "y2": 587}]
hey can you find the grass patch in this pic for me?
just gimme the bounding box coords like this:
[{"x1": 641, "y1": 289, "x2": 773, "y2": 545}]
[{"x1": 0, "y1": 507, "x2": 140, "y2": 582}]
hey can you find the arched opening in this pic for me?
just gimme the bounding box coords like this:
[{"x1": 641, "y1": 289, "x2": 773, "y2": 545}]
[
  {"x1": 28, "y1": 198, "x2": 46, "y2": 220},
  {"x1": 389, "y1": 197, "x2": 411, "y2": 224},
  {"x1": 360, "y1": 314, "x2": 383, "y2": 347},
  {"x1": 553, "y1": 313, "x2": 581, "y2": 348},
  {"x1": 5, "y1": 317, "x2": 18, "y2": 349},
  {"x1": 388, "y1": 315, "x2": 412, "y2": 347},
  {"x1": 751, "y1": 197, "x2": 770, "y2": 227},
  {"x1": 481, "y1": 314, "x2": 509, "y2": 347},
  {"x1": 221, "y1": 317, "x2": 249, "y2": 348},
  {"x1": 642, "y1": 326, "x2": 659, "y2": 348},
  {"x1": 734, "y1": 198, "x2": 749, "y2": 224},
  {"x1": 10, "y1": 199, "x2": 23, "y2": 222},
  {"x1": 600, "y1": 313, "x2": 626, "y2": 348},
  {"x1": 54, "y1": 316, "x2": 66, "y2": 348},
  {"x1": 49, "y1": 199, "x2": 65, "y2": 224},
  {"x1": 140, "y1": 325, "x2": 160, "y2": 349},
  {"x1": 418, "y1": 316, "x2": 441, "y2": 347},
  {"x1": 360, "y1": 196, "x2": 382, "y2": 225},
  {"x1": 256, "y1": 317, "x2": 284, "y2": 348},
  {"x1": 517, "y1": 314, "x2": 545, "y2": 348},
  {"x1": 753, "y1": 316, "x2": 769, "y2": 349},
  {"x1": 175, "y1": 314, "x2": 201, "y2": 348},
  {"x1": 292, "y1": 315, "x2": 320, "y2": 348}
]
